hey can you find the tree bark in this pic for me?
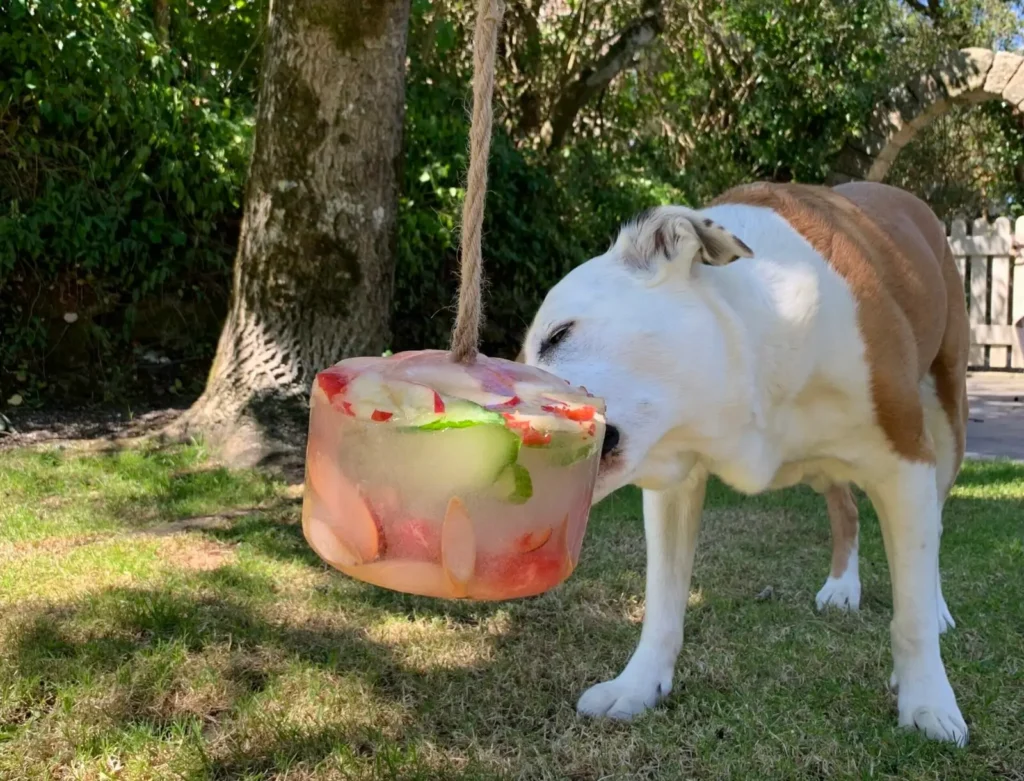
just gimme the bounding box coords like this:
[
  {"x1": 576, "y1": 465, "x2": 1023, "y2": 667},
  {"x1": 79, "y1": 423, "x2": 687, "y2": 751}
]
[
  {"x1": 153, "y1": 0, "x2": 170, "y2": 45},
  {"x1": 168, "y1": 0, "x2": 412, "y2": 467}
]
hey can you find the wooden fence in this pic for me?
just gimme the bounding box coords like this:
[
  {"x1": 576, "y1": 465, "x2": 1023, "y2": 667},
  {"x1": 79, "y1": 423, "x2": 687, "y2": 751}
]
[{"x1": 948, "y1": 216, "x2": 1024, "y2": 371}]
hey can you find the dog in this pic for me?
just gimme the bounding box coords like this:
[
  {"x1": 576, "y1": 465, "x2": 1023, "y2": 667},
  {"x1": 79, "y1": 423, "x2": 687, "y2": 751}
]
[{"x1": 520, "y1": 181, "x2": 970, "y2": 745}]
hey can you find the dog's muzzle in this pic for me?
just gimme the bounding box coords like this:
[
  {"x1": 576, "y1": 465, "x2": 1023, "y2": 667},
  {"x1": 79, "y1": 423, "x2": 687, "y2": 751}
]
[{"x1": 601, "y1": 424, "x2": 621, "y2": 458}]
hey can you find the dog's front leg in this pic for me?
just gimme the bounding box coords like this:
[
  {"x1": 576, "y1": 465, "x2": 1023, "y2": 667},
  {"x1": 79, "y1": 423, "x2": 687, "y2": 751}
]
[{"x1": 578, "y1": 466, "x2": 707, "y2": 721}]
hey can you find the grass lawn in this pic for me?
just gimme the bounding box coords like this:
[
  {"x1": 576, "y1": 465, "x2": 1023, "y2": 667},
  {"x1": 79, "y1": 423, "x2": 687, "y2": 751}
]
[{"x1": 1, "y1": 443, "x2": 1022, "y2": 780}]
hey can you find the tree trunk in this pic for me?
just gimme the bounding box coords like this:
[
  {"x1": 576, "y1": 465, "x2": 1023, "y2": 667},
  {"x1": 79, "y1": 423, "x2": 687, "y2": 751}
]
[
  {"x1": 153, "y1": 0, "x2": 170, "y2": 45},
  {"x1": 168, "y1": 0, "x2": 412, "y2": 467}
]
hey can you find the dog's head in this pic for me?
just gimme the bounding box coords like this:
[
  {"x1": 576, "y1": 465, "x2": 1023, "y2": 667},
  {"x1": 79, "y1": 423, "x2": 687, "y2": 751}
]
[{"x1": 522, "y1": 206, "x2": 753, "y2": 501}]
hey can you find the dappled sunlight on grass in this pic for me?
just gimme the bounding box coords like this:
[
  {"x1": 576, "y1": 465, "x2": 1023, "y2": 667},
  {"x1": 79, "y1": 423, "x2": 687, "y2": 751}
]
[
  {"x1": 0, "y1": 444, "x2": 1022, "y2": 778},
  {"x1": 0, "y1": 444, "x2": 283, "y2": 543}
]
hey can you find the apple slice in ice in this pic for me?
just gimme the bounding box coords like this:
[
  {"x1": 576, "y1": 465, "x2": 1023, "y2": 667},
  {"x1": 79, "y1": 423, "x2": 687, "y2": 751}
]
[
  {"x1": 342, "y1": 373, "x2": 441, "y2": 423},
  {"x1": 343, "y1": 372, "x2": 395, "y2": 420},
  {"x1": 399, "y1": 362, "x2": 516, "y2": 408},
  {"x1": 303, "y1": 494, "x2": 361, "y2": 568},
  {"x1": 442, "y1": 497, "x2": 476, "y2": 597},
  {"x1": 305, "y1": 445, "x2": 381, "y2": 563},
  {"x1": 342, "y1": 560, "x2": 456, "y2": 599}
]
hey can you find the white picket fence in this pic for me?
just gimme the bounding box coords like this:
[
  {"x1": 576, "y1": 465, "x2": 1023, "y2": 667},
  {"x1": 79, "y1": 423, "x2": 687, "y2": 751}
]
[{"x1": 948, "y1": 216, "x2": 1024, "y2": 371}]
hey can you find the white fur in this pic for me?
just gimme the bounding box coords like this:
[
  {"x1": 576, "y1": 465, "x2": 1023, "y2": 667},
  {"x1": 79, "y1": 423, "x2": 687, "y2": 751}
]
[
  {"x1": 816, "y1": 548, "x2": 861, "y2": 612},
  {"x1": 920, "y1": 376, "x2": 959, "y2": 633},
  {"x1": 866, "y1": 461, "x2": 966, "y2": 745},
  {"x1": 524, "y1": 202, "x2": 966, "y2": 744},
  {"x1": 578, "y1": 468, "x2": 706, "y2": 719}
]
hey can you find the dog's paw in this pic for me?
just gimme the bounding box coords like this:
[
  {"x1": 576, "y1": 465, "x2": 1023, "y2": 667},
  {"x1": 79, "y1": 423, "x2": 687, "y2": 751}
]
[
  {"x1": 577, "y1": 667, "x2": 673, "y2": 721},
  {"x1": 815, "y1": 573, "x2": 861, "y2": 612},
  {"x1": 900, "y1": 702, "x2": 968, "y2": 746},
  {"x1": 896, "y1": 675, "x2": 968, "y2": 746}
]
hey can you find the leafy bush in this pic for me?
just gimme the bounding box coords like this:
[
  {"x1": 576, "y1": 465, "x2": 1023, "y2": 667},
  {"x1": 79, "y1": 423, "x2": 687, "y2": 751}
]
[
  {"x1": 0, "y1": 0, "x2": 253, "y2": 402},
  {"x1": 392, "y1": 69, "x2": 681, "y2": 359},
  {"x1": 2, "y1": 0, "x2": 1020, "y2": 405}
]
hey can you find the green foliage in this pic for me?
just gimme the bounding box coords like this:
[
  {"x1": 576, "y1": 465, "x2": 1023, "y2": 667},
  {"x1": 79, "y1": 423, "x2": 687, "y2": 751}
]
[
  {"x1": 2, "y1": 0, "x2": 1021, "y2": 403},
  {"x1": 0, "y1": 0, "x2": 255, "y2": 402},
  {"x1": 392, "y1": 43, "x2": 680, "y2": 357},
  {"x1": 890, "y1": 101, "x2": 1024, "y2": 221}
]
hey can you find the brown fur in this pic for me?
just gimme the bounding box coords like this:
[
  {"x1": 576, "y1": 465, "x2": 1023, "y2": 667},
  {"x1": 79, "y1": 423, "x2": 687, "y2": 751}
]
[
  {"x1": 825, "y1": 483, "x2": 859, "y2": 577},
  {"x1": 710, "y1": 181, "x2": 969, "y2": 465}
]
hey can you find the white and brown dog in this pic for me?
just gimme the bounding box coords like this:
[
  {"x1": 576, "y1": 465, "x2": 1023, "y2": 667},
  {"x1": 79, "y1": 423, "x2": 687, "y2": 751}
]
[{"x1": 521, "y1": 181, "x2": 970, "y2": 744}]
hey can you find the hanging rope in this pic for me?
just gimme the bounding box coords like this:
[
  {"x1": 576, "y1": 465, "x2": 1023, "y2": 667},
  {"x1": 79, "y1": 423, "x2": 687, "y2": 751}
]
[{"x1": 450, "y1": 0, "x2": 505, "y2": 364}]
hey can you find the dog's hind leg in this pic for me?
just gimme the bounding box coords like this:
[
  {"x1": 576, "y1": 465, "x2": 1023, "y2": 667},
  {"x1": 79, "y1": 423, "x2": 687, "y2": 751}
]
[
  {"x1": 815, "y1": 483, "x2": 861, "y2": 612},
  {"x1": 866, "y1": 458, "x2": 967, "y2": 745},
  {"x1": 577, "y1": 466, "x2": 707, "y2": 721},
  {"x1": 920, "y1": 374, "x2": 964, "y2": 634}
]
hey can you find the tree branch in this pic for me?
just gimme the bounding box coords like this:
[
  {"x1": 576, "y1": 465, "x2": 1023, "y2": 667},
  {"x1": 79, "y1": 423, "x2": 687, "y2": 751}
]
[
  {"x1": 509, "y1": 1, "x2": 544, "y2": 137},
  {"x1": 546, "y1": 1, "x2": 664, "y2": 149},
  {"x1": 904, "y1": 0, "x2": 945, "y2": 24}
]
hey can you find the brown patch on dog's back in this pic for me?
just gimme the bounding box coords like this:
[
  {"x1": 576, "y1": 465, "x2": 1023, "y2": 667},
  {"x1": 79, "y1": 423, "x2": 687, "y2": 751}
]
[{"x1": 710, "y1": 182, "x2": 968, "y2": 463}]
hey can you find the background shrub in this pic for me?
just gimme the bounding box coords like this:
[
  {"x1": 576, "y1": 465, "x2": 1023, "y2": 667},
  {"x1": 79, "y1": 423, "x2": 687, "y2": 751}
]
[
  {"x1": 1, "y1": 0, "x2": 1021, "y2": 406},
  {"x1": 0, "y1": 0, "x2": 254, "y2": 401}
]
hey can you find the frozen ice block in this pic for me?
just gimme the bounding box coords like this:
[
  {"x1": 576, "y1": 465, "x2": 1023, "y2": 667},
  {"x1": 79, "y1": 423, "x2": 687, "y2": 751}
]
[{"x1": 302, "y1": 349, "x2": 605, "y2": 600}]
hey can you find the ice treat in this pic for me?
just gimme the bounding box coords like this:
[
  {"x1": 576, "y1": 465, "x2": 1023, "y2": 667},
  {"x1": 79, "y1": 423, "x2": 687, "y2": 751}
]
[{"x1": 301, "y1": 349, "x2": 605, "y2": 600}]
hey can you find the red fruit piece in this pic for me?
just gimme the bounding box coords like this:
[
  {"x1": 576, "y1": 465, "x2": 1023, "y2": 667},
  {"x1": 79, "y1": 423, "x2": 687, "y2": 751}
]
[
  {"x1": 317, "y1": 370, "x2": 350, "y2": 402},
  {"x1": 565, "y1": 405, "x2": 596, "y2": 422},
  {"x1": 502, "y1": 414, "x2": 552, "y2": 446},
  {"x1": 476, "y1": 547, "x2": 565, "y2": 600},
  {"x1": 371, "y1": 409, "x2": 393, "y2": 422},
  {"x1": 474, "y1": 514, "x2": 572, "y2": 599},
  {"x1": 389, "y1": 518, "x2": 441, "y2": 561},
  {"x1": 433, "y1": 391, "x2": 445, "y2": 414},
  {"x1": 514, "y1": 527, "x2": 552, "y2": 553},
  {"x1": 522, "y1": 429, "x2": 551, "y2": 447},
  {"x1": 488, "y1": 395, "x2": 521, "y2": 410},
  {"x1": 541, "y1": 403, "x2": 596, "y2": 422}
]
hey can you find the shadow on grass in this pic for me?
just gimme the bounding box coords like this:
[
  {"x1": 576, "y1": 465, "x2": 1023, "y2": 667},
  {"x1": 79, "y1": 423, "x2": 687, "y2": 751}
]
[
  {"x1": 4, "y1": 558, "x2": 618, "y2": 778},
  {"x1": 5, "y1": 456, "x2": 1022, "y2": 778}
]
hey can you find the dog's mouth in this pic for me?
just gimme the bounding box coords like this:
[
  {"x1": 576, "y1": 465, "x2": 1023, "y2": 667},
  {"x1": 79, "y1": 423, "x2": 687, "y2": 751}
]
[
  {"x1": 592, "y1": 424, "x2": 626, "y2": 503},
  {"x1": 600, "y1": 423, "x2": 621, "y2": 459},
  {"x1": 598, "y1": 424, "x2": 625, "y2": 477}
]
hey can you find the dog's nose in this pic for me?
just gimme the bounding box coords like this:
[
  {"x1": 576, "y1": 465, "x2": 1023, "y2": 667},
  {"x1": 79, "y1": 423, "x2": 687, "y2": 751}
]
[{"x1": 601, "y1": 424, "x2": 620, "y2": 457}]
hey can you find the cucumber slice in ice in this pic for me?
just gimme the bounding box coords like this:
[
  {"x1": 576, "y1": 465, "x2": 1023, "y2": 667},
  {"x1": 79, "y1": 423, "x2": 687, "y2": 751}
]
[
  {"x1": 492, "y1": 463, "x2": 533, "y2": 504},
  {"x1": 546, "y1": 432, "x2": 598, "y2": 466},
  {"x1": 397, "y1": 422, "x2": 521, "y2": 495},
  {"x1": 415, "y1": 398, "x2": 504, "y2": 430}
]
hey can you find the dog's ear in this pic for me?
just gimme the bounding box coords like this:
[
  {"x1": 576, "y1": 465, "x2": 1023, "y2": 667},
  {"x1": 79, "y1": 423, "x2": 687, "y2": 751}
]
[{"x1": 617, "y1": 206, "x2": 753, "y2": 285}]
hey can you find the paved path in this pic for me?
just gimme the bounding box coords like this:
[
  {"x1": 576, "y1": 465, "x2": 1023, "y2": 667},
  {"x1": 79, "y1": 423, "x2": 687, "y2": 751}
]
[{"x1": 966, "y1": 372, "x2": 1024, "y2": 462}]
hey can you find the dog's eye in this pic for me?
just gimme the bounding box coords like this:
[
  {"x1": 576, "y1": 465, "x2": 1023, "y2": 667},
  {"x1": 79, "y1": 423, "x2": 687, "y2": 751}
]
[{"x1": 539, "y1": 321, "x2": 574, "y2": 359}]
